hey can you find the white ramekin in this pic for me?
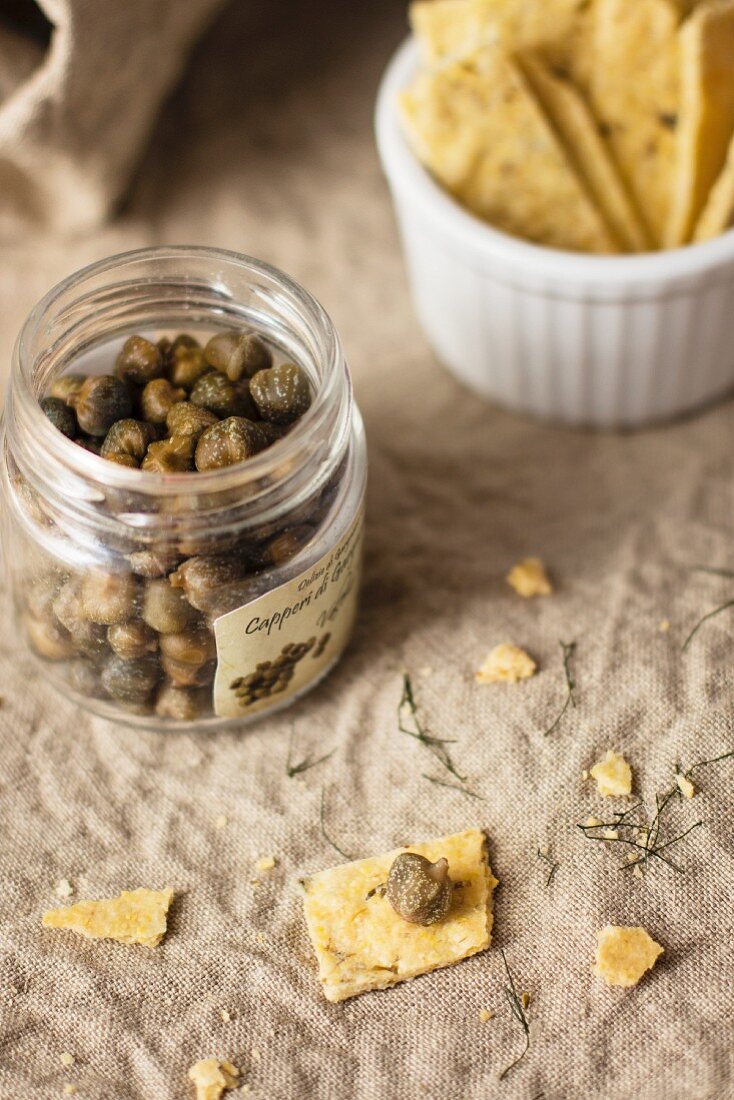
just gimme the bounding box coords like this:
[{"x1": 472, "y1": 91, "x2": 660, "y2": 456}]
[{"x1": 376, "y1": 38, "x2": 734, "y2": 428}]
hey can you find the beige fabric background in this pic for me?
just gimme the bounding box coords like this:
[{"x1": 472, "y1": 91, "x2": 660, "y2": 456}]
[{"x1": 1, "y1": 2, "x2": 734, "y2": 1098}]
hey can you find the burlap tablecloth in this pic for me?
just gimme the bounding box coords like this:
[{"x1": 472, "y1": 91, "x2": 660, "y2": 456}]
[{"x1": 1, "y1": 2, "x2": 734, "y2": 1097}]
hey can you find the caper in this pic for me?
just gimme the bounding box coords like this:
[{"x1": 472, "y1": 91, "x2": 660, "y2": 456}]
[
  {"x1": 81, "y1": 570, "x2": 140, "y2": 625},
  {"x1": 140, "y1": 378, "x2": 187, "y2": 425},
  {"x1": 108, "y1": 620, "x2": 158, "y2": 660},
  {"x1": 190, "y1": 371, "x2": 257, "y2": 419},
  {"x1": 127, "y1": 548, "x2": 181, "y2": 578},
  {"x1": 67, "y1": 659, "x2": 103, "y2": 697},
  {"x1": 161, "y1": 654, "x2": 216, "y2": 687},
  {"x1": 165, "y1": 401, "x2": 218, "y2": 441},
  {"x1": 155, "y1": 682, "x2": 208, "y2": 721},
  {"x1": 101, "y1": 419, "x2": 156, "y2": 462},
  {"x1": 141, "y1": 435, "x2": 196, "y2": 473},
  {"x1": 40, "y1": 396, "x2": 77, "y2": 439},
  {"x1": 115, "y1": 335, "x2": 164, "y2": 385},
  {"x1": 169, "y1": 555, "x2": 248, "y2": 613},
  {"x1": 104, "y1": 452, "x2": 139, "y2": 468},
  {"x1": 250, "y1": 363, "x2": 312, "y2": 425},
  {"x1": 194, "y1": 416, "x2": 273, "y2": 472},
  {"x1": 383, "y1": 853, "x2": 453, "y2": 926},
  {"x1": 27, "y1": 572, "x2": 63, "y2": 621},
  {"x1": 168, "y1": 347, "x2": 212, "y2": 391},
  {"x1": 266, "y1": 525, "x2": 312, "y2": 565},
  {"x1": 25, "y1": 615, "x2": 75, "y2": 660},
  {"x1": 49, "y1": 373, "x2": 85, "y2": 406},
  {"x1": 204, "y1": 330, "x2": 273, "y2": 381},
  {"x1": 142, "y1": 578, "x2": 197, "y2": 633},
  {"x1": 101, "y1": 654, "x2": 160, "y2": 705},
  {"x1": 53, "y1": 579, "x2": 108, "y2": 657},
  {"x1": 159, "y1": 624, "x2": 216, "y2": 667},
  {"x1": 75, "y1": 376, "x2": 133, "y2": 437},
  {"x1": 77, "y1": 435, "x2": 103, "y2": 455}
]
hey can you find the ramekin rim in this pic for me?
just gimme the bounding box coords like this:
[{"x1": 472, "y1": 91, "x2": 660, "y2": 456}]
[{"x1": 375, "y1": 36, "x2": 734, "y2": 285}]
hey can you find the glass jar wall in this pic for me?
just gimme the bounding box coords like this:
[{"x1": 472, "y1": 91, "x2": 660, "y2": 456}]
[{"x1": 0, "y1": 247, "x2": 366, "y2": 729}]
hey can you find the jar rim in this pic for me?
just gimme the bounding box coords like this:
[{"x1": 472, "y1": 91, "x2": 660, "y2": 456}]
[{"x1": 12, "y1": 245, "x2": 348, "y2": 499}]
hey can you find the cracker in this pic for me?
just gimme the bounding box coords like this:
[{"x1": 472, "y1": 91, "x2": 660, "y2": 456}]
[
  {"x1": 694, "y1": 130, "x2": 734, "y2": 238},
  {"x1": 594, "y1": 925, "x2": 664, "y2": 987},
  {"x1": 588, "y1": 0, "x2": 682, "y2": 246},
  {"x1": 506, "y1": 556, "x2": 553, "y2": 597},
  {"x1": 409, "y1": 0, "x2": 584, "y2": 63},
  {"x1": 302, "y1": 828, "x2": 497, "y2": 1002},
  {"x1": 590, "y1": 750, "x2": 632, "y2": 797},
  {"x1": 475, "y1": 644, "x2": 537, "y2": 683},
  {"x1": 667, "y1": 0, "x2": 734, "y2": 245},
  {"x1": 519, "y1": 52, "x2": 651, "y2": 251},
  {"x1": 42, "y1": 887, "x2": 174, "y2": 948},
  {"x1": 188, "y1": 1059, "x2": 239, "y2": 1100},
  {"x1": 399, "y1": 48, "x2": 618, "y2": 252}
]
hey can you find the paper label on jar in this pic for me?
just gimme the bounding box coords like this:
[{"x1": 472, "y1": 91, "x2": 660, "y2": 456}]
[{"x1": 212, "y1": 506, "x2": 364, "y2": 719}]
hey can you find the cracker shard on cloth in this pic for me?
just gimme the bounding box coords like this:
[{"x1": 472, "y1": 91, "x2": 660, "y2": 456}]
[
  {"x1": 188, "y1": 1059, "x2": 239, "y2": 1100},
  {"x1": 476, "y1": 643, "x2": 537, "y2": 683},
  {"x1": 42, "y1": 887, "x2": 174, "y2": 948},
  {"x1": 302, "y1": 828, "x2": 497, "y2": 1002},
  {"x1": 668, "y1": 0, "x2": 734, "y2": 246},
  {"x1": 590, "y1": 750, "x2": 632, "y2": 797},
  {"x1": 399, "y1": 48, "x2": 618, "y2": 253},
  {"x1": 588, "y1": 0, "x2": 682, "y2": 247},
  {"x1": 594, "y1": 925, "x2": 664, "y2": 987}
]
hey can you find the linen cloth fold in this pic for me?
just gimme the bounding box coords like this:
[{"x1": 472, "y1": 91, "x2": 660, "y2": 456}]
[{"x1": 0, "y1": 0, "x2": 226, "y2": 235}]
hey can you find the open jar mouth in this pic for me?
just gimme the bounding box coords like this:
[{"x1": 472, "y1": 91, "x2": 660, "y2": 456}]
[{"x1": 11, "y1": 245, "x2": 349, "y2": 501}]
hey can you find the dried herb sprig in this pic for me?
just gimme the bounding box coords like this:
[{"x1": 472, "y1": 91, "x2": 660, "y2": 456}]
[
  {"x1": 682, "y1": 599, "x2": 734, "y2": 652},
  {"x1": 319, "y1": 788, "x2": 353, "y2": 861},
  {"x1": 682, "y1": 748, "x2": 734, "y2": 778},
  {"x1": 421, "y1": 774, "x2": 485, "y2": 800},
  {"x1": 536, "y1": 848, "x2": 558, "y2": 887},
  {"x1": 286, "y1": 725, "x2": 334, "y2": 778},
  {"x1": 543, "y1": 641, "x2": 577, "y2": 737},
  {"x1": 398, "y1": 673, "x2": 468, "y2": 783},
  {"x1": 498, "y1": 949, "x2": 530, "y2": 1081}
]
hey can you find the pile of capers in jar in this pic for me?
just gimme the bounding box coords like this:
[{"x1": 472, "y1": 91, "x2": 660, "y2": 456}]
[
  {"x1": 20, "y1": 329, "x2": 332, "y2": 723},
  {"x1": 42, "y1": 329, "x2": 312, "y2": 471}
]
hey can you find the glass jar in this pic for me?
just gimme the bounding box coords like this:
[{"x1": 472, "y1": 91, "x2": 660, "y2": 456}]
[{"x1": 0, "y1": 247, "x2": 366, "y2": 730}]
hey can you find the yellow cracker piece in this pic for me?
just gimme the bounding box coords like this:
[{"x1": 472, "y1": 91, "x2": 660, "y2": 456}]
[
  {"x1": 410, "y1": 0, "x2": 584, "y2": 62},
  {"x1": 506, "y1": 556, "x2": 553, "y2": 597},
  {"x1": 188, "y1": 1059, "x2": 240, "y2": 1100},
  {"x1": 42, "y1": 887, "x2": 174, "y2": 948},
  {"x1": 475, "y1": 643, "x2": 537, "y2": 683},
  {"x1": 590, "y1": 750, "x2": 633, "y2": 797},
  {"x1": 302, "y1": 828, "x2": 497, "y2": 1002},
  {"x1": 519, "y1": 51, "x2": 651, "y2": 251},
  {"x1": 668, "y1": 1, "x2": 734, "y2": 245},
  {"x1": 594, "y1": 925, "x2": 664, "y2": 987},
  {"x1": 694, "y1": 130, "x2": 734, "y2": 238},
  {"x1": 399, "y1": 48, "x2": 618, "y2": 253},
  {"x1": 588, "y1": 0, "x2": 682, "y2": 246}
]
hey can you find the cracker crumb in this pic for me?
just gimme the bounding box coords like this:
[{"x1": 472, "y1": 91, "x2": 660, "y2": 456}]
[
  {"x1": 63, "y1": 1087, "x2": 77, "y2": 1096},
  {"x1": 603, "y1": 829, "x2": 619, "y2": 841},
  {"x1": 251, "y1": 1049, "x2": 261, "y2": 1064},
  {"x1": 585, "y1": 816, "x2": 602, "y2": 828},
  {"x1": 478, "y1": 1008, "x2": 494, "y2": 1022},
  {"x1": 659, "y1": 619, "x2": 671, "y2": 633},
  {"x1": 521, "y1": 992, "x2": 531, "y2": 1009},
  {"x1": 255, "y1": 932, "x2": 266, "y2": 946},
  {"x1": 220, "y1": 1009, "x2": 231, "y2": 1023},
  {"x1": 594, "y1": 925, "x2": 663, "y2": 987},
  {"x1": 506, "y1": 557, "x2": 552, "y2": 598},
  {"x1": 254, "y1": 856, "x2": 276, "y2": 873},
  {"x1": 59, "y1": 1052, "x2": 75, "y2": 1067},
  {"x1": 475, "y1": 644, "x2": 537, "y2": 684},
  {"x1": 590, "y1": 750, "x2": 632, "y2": 798},
  {"x1": 676, "y1": 773, "x2": 696, "y2": 799},
  {"x1": 215, "y1": 815, "x2": 228, "y2": 830},
  {"x1": 632, "y1": 864, "x2": 644, "y2": 879},
  {"x1": 581, "y1": 770, "x2": 589, "y2": 780},
  {"x1": 419, "y1": 666, "x2": 434, "y2": 677},
  {"x1": 55, "y1": 878, "x2": 74, "y2": 899},
  {"x1": 42, "y1": 888, "x2": 174, "y2": 948},
  {"x1": 188, "y1": 1059, "x2": 239, "y2": 1100}
]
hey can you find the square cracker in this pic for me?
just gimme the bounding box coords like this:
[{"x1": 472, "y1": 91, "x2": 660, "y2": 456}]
[
  {"x1": 302, "y1": 828, "x2": 498, "y2": 1002},
  {"x1": 518, "y1": 51, "x2": 651, "y2": 251},
  {"x1": 399, "y1": 48, "x2": 619, "y2": 253},
  {"x1": 588, "y1": 0, "x2": 683, "y2": 247},
  {"x1": 667, "y1": 0, "x2": 734, "y2": 246},
  {"x1": 409, "y1": 0, "x2": 585, "y2": 63}
]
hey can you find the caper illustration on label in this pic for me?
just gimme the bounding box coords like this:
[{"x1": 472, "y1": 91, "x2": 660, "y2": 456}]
[{"x1": 229, "y1": 637, "x2": 317, "y2": 708}]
